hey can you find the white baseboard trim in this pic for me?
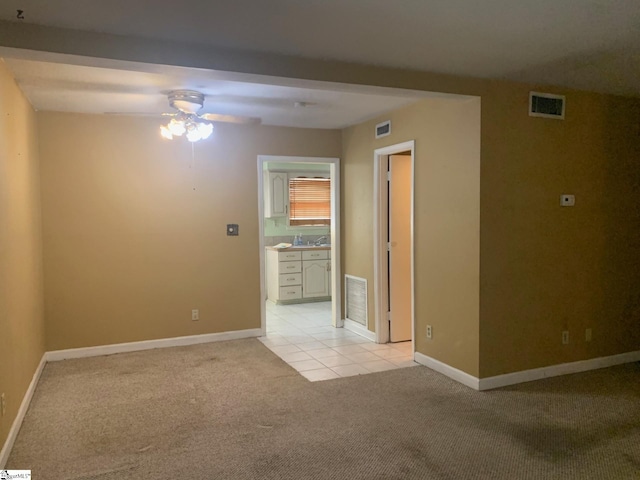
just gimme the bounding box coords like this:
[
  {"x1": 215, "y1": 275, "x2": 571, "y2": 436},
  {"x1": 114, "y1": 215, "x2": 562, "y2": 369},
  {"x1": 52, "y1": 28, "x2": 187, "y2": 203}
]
[
  {"x1": 478, "y1": 350, "x2": 640, "y2": 391},
  {"x1": 343, "y1": 319, "x2": 376, "y2": 342},
  {"x1": 0, "y1": 354, "x2": 46, "y2": 468},
  {"x1": 413, "y1": 352, "x2": 480, "y2": 390},
  {"x1": 46, "y1": 328, "x2": 263, "y2": 362},
  {"x1": 414, "y1": 350, "x2": 640, "y2": 391}
]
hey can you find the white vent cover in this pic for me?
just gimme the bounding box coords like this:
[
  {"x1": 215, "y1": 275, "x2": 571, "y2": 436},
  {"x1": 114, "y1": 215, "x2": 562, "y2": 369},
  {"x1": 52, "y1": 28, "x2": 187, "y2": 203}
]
[
  {"x1": 375, "y1": 120, "x2": 391, "y2": 139},
  {"x1": 345, "y1": 275, "x2": 368, "y2": 326},
  {"x1": 529, "y1": 92, "x2": 565, "y2": 119}
]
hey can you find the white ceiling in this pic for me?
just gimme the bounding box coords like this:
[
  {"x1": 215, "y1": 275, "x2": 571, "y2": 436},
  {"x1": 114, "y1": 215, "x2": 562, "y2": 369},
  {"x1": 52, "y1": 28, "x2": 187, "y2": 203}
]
[
  {"x1": 1, "y1": 0, "x2": 639, "y2": 97},
  {"x1": 1, "y1": 54, "x2": 438, "y2": 129},
  {"x1": 1, "y1": 0, "x2": 638, "y2": 125}
]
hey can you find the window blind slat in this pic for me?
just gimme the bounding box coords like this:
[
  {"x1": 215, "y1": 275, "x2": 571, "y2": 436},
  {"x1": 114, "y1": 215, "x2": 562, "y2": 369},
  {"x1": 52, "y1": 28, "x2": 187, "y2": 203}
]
[{"x1": 289, "y1": 177, "x2": 331, "y2": 226}]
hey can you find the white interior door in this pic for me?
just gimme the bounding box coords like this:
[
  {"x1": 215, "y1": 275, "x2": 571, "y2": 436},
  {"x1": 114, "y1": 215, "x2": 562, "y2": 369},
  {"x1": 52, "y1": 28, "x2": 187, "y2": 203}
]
[{"x1": 389, "y1": 154, "x2": 412, "y2": 342}]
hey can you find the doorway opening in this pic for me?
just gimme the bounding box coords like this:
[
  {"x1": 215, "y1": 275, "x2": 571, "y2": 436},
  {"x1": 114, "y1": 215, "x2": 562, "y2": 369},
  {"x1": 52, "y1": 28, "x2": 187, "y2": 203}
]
[
  {"x1": 257, "y1": 155, "x2": 342, "y2": 337},
  {"x1": 258, "y1": 153, "x2": 418, "y2": 381},
  {"x1": 373, "y1": 141, "x2": 415, "y2": 350}
]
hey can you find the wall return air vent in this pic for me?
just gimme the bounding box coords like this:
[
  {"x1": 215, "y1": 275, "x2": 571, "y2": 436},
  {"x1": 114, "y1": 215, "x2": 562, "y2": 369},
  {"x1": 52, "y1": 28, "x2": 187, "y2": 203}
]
[
  {"x1": 345, "y1": 275, "x2": 367, "y2": 326},
  {"x1": 529, "y1": 92, "x2": 565, "y2": 119}
]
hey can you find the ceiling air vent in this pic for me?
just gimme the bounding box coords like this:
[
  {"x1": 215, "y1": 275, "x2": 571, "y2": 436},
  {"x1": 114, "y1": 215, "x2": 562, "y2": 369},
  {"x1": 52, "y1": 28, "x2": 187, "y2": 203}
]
[
  {"x1": 529, "y1": 92, "x2": 565, "y2": 119},
  {"x1": 375, "y1": 120, "x2": 391, "y2": 139}
]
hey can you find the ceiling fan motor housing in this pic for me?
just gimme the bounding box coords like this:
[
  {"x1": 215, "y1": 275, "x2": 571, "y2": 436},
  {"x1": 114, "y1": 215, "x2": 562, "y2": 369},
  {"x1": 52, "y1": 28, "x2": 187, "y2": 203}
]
[{"x1": 168, "y1": 90, "x2": 205, "y2": 114}]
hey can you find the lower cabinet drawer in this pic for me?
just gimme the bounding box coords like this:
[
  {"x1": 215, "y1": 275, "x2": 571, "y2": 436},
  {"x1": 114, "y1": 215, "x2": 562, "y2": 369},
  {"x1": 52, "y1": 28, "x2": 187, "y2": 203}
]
[
  {"x1": 280, "y1": 261, "x2": 302, "y2": 274},
  {"x1": 279, "y1": 285, "x2": 302, "y2": 300},
  {"x1": 302, "y1": 250, "x2": 329, "y2": 261},
  {"x1": 280, "y1": 273, "x2": 302, "y2": 286},
  {"x1": 279, "y1": 251, "x2": 302, "y2": 261}
]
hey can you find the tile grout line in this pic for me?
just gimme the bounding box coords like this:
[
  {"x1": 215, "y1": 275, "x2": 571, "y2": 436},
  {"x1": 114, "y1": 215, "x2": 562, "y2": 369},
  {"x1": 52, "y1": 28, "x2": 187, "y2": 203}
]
[{"x1": 264, "y1": 301, "x2": 416, "y2": 381}]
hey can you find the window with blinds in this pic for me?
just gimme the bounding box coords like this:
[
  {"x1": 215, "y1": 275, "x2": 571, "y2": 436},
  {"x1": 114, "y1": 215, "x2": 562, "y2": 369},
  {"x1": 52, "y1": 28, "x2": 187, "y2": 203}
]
[{"x1": 289, "y1": 177, "x2": 331, "y2": 226}]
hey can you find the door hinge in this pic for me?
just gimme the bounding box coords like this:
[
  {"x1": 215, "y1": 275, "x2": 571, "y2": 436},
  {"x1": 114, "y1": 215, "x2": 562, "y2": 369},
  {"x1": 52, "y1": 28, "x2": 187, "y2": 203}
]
[
  {"x1": 387, "y1": 171, "x2": 391, "y2": 182},
  {"x1": 387, "y1": 242, "x2": 391, "y2": 251},
  {"x1": 387, "y1": 311, "x2": 391, "y2": 322}
]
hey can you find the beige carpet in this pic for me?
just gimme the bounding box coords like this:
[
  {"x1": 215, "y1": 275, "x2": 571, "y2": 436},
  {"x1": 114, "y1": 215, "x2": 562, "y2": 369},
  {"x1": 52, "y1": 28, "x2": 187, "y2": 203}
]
[{"x1": 7, "y1": 338, "x2": 640, "y2": 479}]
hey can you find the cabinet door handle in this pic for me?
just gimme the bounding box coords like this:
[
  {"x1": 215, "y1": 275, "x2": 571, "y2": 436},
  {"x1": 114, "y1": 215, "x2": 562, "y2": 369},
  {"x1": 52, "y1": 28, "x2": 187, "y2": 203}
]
[
  {"x1": 285, "y1": 205, "x2": 288, "y2": 214},
  {"x1": 327, "y1": 262, "x2": 331, "y2": 271}
]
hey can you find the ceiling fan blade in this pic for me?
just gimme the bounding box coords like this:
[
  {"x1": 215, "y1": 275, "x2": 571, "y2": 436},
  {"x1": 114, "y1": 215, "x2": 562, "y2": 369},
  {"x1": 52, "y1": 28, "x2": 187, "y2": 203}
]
[
  {"x1": 200, "y1": 113, "x2": 261, "y2": 125},
  {"x1": 104, "y1": 111, "x2": 175, "y2": 117}
]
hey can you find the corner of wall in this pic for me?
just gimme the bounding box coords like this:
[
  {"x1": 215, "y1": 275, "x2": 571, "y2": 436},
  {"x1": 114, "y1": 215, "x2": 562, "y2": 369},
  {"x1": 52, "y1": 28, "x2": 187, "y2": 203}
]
[{"x1": 0, "y1": 59, "x2": 46, "y2": 461}]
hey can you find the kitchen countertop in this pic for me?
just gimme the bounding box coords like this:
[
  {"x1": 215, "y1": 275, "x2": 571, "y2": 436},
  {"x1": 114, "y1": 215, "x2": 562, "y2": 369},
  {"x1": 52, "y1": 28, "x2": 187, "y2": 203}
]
[{"x1": 266, "y1": 245, "x2": 331, "y2": 252}]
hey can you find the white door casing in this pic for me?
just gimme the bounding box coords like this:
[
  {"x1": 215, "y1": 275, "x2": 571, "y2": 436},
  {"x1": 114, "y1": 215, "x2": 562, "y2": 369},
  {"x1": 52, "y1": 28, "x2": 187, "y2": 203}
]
[
  {"x1": 257, "y1": 155, "x2": 342, "y2": 334},
  {"x1": 373, "y1": 141, "x2": 415, "y2": 349}
]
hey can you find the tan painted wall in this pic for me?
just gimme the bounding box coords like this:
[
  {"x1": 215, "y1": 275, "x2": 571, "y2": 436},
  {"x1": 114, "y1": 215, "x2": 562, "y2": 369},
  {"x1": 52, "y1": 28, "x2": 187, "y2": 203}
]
[
  {"x1": 342, "y1": 97, "x2": 481, "y2": 376},
  {"x1": 38, "y1": 113, "x2": 341, "y2": 350},
  {"x1": 344, "y1": 84, "x2": 640, "y2": 379},
  {"x1": 2, "y1": 21, "x2": 639, "y2": 382},
  {"x1": 0, "y1": 61, "x2": 45, "y2": 448},
  {"x1": 479, "y1": 85, "x2": 640, "y2": 377}
]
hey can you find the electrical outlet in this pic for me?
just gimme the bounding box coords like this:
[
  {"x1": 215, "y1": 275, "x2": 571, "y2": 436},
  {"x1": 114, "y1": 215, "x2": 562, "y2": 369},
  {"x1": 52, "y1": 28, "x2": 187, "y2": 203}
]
[
  {"x1": 191, "y1": 309, "x2": 199, "y2": 321},
  {"x1": 426, "y1": 325, "x2": 432, "y2": 339},
  {"x1": 1, "y1": 393, "x2": 6, "y2": 416},
  {"x1": 562, "y1": 330, "x2": 569, "y2": 345},
  {"x1": 585, "y1": 328, "x2": 592, "y2": 342}
]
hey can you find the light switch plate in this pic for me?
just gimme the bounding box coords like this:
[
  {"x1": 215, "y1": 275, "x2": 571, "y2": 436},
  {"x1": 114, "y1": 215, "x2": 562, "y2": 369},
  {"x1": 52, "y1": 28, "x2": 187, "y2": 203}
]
[{"x1": 560, "y1": 194, "x2": 575, "y2": 207}]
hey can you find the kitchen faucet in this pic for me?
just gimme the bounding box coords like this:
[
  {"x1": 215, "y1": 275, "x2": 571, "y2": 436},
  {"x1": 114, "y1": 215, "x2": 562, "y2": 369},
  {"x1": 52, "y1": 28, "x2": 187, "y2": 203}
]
[{"x1": 312, "y1": 235, "x2": 328, "y2": 246}]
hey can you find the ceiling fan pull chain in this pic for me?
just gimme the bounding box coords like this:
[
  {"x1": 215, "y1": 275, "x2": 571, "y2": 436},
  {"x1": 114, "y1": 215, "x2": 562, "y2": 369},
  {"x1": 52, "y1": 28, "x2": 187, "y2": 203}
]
[{"x1": 191, "y1": 142, "x2": 197, "y2": 191}]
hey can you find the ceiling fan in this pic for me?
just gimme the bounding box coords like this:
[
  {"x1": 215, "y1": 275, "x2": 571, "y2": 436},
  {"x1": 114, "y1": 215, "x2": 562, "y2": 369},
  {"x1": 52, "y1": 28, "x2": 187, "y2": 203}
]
[{"x1": 159, "y1": 90, "x2": 261, "y2": 142}]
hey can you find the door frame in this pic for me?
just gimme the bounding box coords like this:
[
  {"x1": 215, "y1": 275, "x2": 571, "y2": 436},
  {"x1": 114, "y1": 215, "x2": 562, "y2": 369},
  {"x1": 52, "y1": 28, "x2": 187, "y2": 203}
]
[
  {"x1": 373, "y1": 141, "x2": 415, "y2": 346},
  {"x1": 257, "y1": 155, "x2": 342, "y2": 336}
]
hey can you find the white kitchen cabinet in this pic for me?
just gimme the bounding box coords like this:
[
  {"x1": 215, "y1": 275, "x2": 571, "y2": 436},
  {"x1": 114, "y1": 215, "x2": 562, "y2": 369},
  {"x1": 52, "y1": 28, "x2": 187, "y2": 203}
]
[
  {"x1": 302, "y1": 259, "x2": 330, "y2": 298},
  {"x1": 279, "y1": 285, "x2": 303, "y2": 301},
  {"x1": 301, "y1": 250, "x2": 328, "y2": 261},
  {"x1": 266, "y1": 250, "x2": 302, "y2": 303},
  {"x1": 264, "y1": 172, "x2": 288, "y2": 218},
  {"x1": 266, "y1": 247, "x2": 331, "y2": 304}
]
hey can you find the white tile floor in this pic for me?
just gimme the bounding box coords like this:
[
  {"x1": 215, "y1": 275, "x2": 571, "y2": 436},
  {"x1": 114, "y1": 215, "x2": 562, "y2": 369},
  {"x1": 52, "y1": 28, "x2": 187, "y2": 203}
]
[{"x1": 260, "y1": 300, "x2": 418, "y2": 381}]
